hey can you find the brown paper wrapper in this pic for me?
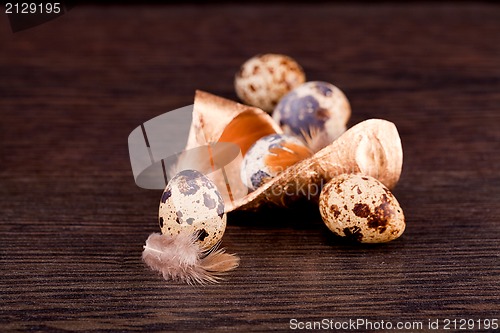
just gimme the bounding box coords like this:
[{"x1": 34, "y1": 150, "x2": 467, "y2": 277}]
[{"x1": 185, "y1": 90, "x2": 402, "y2": 212}]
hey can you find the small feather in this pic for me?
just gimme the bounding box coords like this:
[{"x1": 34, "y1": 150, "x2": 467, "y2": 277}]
[
  {"x1": 142, "y1": 232, "x2": 239, "y2": 285},
  {"x1": 265, "y1": 142, "x2": 312, "y2": 173},
  {"x1": 300, "y1": 126, "x2": 329, "y2": 153}
]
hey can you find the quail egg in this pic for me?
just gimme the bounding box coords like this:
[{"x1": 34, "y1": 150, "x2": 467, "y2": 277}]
[
  {"x1": 319, "y1": 174, "x2": 405, "y2": 243},
  {"x1": 159, "y1": 169, "x2": 226, "y2": 249},
  {"x1": 235, "y1": 54, "x2": 306, "y2": 113},
  {"x1": 273, "y1": 81, "x2": 351, "y2": 152},
  {"x1": 240, "y1": 133, "x2": 312, "y2": 191}
]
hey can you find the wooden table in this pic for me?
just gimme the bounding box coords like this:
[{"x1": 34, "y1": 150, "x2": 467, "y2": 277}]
[{"x1": 1, "y1": 3, "x2": 499, "y2": 332}]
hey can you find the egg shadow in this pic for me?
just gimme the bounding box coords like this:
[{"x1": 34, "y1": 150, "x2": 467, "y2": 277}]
[
  {"x1": 227, "y1": 199, "x2": 407, "y2": 253},
  {"x1": 228, "y1": 199, "x2": 324, "y2": 231}
]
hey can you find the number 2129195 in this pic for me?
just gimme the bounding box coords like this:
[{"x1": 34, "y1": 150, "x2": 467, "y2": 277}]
[{"x1": 5, "y1": 3, "x2": 61, "y2": 14}]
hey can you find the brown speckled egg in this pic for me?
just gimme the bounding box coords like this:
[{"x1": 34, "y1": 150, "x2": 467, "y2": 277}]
[
  {"x1": 234, "y1": 54, "x2": 306, "y2": 113},
  {"x1": 319, "y1": 174, "x2": 405, "y2": 243},
  {"x1": 159, "y1": 170, "x2": 226, "y2": 249}
]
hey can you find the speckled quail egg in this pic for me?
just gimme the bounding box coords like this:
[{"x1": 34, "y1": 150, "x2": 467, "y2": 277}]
[
  {"x1": 240, "y1": 133, "x2": 312, "y2": 191},
  {"x1": 273, "y1": 81, "x2": 351, "y2": 152},
  {"x1": 319, "y1": 174, "x2": 405, "y2": 243},
  {"x1": 234, "y1": 54, "x2": 306, "y2": 113},
  {"x1": 159, "y1": 170, "x2": 226, "y2": 249}
]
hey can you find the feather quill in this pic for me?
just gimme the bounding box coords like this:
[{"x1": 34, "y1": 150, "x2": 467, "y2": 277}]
[{"x1": 142, "y1": 232, "x2": 240, "y2": 284}]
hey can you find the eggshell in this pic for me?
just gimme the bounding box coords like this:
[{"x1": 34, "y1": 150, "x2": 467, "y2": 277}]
[
  {"x1": 159, "y1": 170, "x2": 226, "y2": 249},
  {"x1": 240, "y1": 133, "x2": 310, "y2": 191},
  {"x1": 273, "y1": 81, "x2": 351, "y2": 152},
  {"x1": 319, "y1": 174, "x2": 405, "y2": 243},
  {"x1": 235, "y1": 54, "x2": 306, "y2": 113}
]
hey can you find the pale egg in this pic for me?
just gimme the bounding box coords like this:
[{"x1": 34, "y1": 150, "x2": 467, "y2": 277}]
[
  {"x1": 319, "y1": 174, "x2": 405, "y2": 243},
  {"x1": 235, "y1": 54, "x2": 306, "y2": 113},
  {"x1": 159, "y1": 170, "x2": 226, "y2": 249}
]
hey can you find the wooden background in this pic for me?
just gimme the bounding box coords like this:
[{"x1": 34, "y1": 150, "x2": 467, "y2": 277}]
[{"x1": 1, "y1": 3, "x2": 499, "y2": 332}]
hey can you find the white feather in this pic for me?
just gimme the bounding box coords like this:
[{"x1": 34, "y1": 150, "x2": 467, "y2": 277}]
[{"x1": 142, "y1": 232, "x2": 239, "y2": 285}]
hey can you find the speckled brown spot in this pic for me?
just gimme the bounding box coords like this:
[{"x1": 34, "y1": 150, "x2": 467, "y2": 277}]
[
  {"x1": 315, "y1": 108, "x2": 330, "y2": 122},
  {"x1": 367, "y1": 201, "x2": 394, "y2": 232},
  {"x1": 353, "y1": 203, "x2": 370, "y2": 218},
  {"x1": 249, "y1": 84, "x2": 256, "y2": 92},
  {"x1": 335, "y1": 185, "x2": 343, "y2": 194},
  {"x1": 361, "y1": 177, "x2": 369, "y2": 180},
  {"x1": 320, "y1": 204, "x2": 328, "y2": 219},
  {"x1": 343, "y1": 226, "x2": 363, "y2": 242},
  {"x1": 330, "y1": 204, "x2": 341, "y2": 219},
  {"x1": 357, "y1": 187, "x2": 362, "y2": 194},
  {"x1": 382, "y1": 188, "x2": 394, "y2": 200},
  {"x1": 252, "y1": 65, "x2": 260, "y2": 75}
]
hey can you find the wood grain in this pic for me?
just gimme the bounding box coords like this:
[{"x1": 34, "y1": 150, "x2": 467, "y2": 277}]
[{"x1": 1, "y1": 3, "x2": 499, "y2": 332}]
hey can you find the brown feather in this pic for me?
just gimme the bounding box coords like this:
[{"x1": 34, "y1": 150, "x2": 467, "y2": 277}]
[
  {"x1": 264, "y1": 142, "x2": 313, "y2": 173},
  {"x1": 218, "y1": 111, "x2": 278, "y2": 155},
  {"x1": 142, "y1": 232, "x2": 239, "y2": 285}
]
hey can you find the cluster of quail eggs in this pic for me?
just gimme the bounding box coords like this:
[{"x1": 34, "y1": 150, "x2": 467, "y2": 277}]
[
  {"x1": 157, "y1": 54, "x2": 405, "y2": 251},
  {"x1": 145, "y1": 54, "x2": 406, "y2": 288},
  {"x1": 235, "y1": 54, "x2": 405, "y2": 243},
  {"x1": 237, "y1": 54, "x2": 352, "y2": 194},
  {"x1": 237, "y1": 54, "x2": 349, "y2": 192}
]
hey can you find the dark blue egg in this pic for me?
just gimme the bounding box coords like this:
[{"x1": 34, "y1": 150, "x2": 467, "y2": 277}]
[
  {"x1": 275, "y1": 94, "x2": 326, "y2": 136},
  {"x1": 273, "y1": 81, "x2": 351, "y2": 152}
]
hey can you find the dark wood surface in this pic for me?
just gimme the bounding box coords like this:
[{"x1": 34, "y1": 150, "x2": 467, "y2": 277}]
[{"x1": 1, "y1": 3, "x2": 499, "y2": 332}]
